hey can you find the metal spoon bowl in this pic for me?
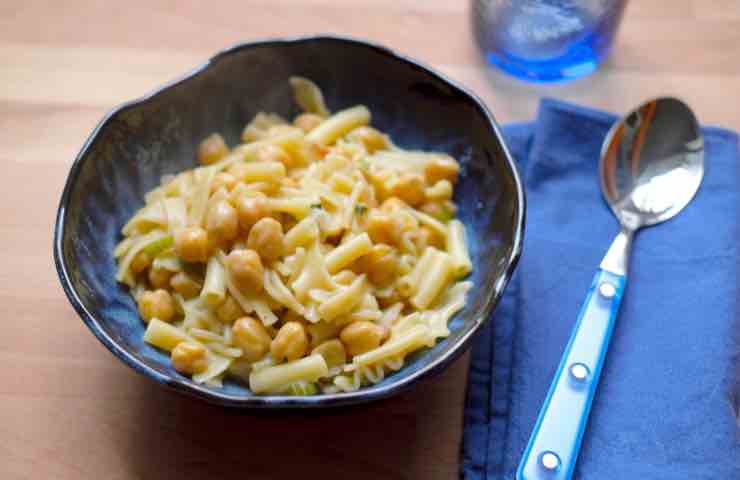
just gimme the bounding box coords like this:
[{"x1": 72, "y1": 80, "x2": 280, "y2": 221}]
[
  {"x1": 600, "y1": 98, "x2": 704, "y2": 229},
  {"x1": 518, "y1": 98, "x2": 704, "y2": 480}
]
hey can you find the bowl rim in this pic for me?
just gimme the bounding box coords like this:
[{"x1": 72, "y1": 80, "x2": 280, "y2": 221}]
[{"x1": 53, "y1": 34, "x2": 526, "y2": 408}]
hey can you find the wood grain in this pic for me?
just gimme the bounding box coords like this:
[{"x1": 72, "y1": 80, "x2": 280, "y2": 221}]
[{"x1": 2, "y1": 1, "x2": 738, "y2": 479}]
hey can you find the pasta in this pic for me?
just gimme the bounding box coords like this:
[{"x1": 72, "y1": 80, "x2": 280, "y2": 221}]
[
  {"x1": 317, "y1": 274, "x2": 368, "y2": 321},
  {"x1": 115, "y1": 77, "x2": 473, "y2": 395},
  {"x1": 200, "y1": 256, "x2": 227, "y2": 307},
  {"x1": 447, "y1": 219, "x2": 472, "y2": 277},
  {"x1": 324, "y1": 233, "x2": 373, "y2": 274},
  {"x1": 410, "y1": 248, "x2": 455, "y2": 310},
  {"x1": 249, "y1": 354, "x2": 329, "y2": 394}
]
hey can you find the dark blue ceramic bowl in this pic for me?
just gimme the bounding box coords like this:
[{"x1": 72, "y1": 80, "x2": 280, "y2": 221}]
[{"x1": 54, "y1": 35, "x2": 525, "y2": 408}]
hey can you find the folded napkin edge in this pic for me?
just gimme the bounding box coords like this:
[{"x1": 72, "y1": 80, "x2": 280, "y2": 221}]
[{"x1": 538, "y1": 96, "x2": 740, "y2": 143}]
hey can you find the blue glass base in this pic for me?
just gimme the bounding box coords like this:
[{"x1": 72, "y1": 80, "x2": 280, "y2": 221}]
[{"x1": 483, "y1": 48, "x2": 604, "y2": 84}]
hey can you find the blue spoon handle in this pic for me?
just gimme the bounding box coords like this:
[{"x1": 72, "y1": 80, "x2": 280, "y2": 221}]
[{"x1": 516, "y1": 269, "x2": 626, "y2": 480}]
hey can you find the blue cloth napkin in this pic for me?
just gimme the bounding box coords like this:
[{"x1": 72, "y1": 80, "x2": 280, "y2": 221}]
[{"x1": 463, "y1": 98, "x2": 740, "y2": 480}]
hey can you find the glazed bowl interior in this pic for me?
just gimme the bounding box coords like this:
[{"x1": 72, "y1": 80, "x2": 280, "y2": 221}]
[{"x1": 54, "y1": 36, "x2": 524, "y2": 407}]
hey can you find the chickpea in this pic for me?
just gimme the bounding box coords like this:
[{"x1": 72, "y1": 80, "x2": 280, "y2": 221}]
[
  {"x1": 236, "y1": 193, "x2": 271, "y2": 231},
  {"x1": 348, "y1": 126, "x2": 387, "y2": 153},
  {"x1": 366, "y1": 211, "x2": 399, "y2": 246},
  {"x1": 232, "y1": 316, "x2": 272, "y2": 362},
  {"x1": 170, "y1": 272, "x2": 202, "y2": 299},
  {"x1": 206, "y1": 200, "x2": 239, "y2": 244},
  {"x1": 247, "y1": 217, "x2": 284, "y2": 262},
  {"x1": 210, "y1": 172, "x2": 237, "y2": 194},
  {"x1": 226, "y1": 249, "x2": 264, "y2": 293},
  {"x1": 171, "y1": 342, "x2": 208, "y2": 375},
  {"x1": 138, "y1": 289, "x2": 175, "y2": 323},
  {"x1": 216, "y1": 295, "x2": 244, "y2": 323},
  {"x1": 148, "y1": 267, "x2": 173, "y2": 289},
  {"x1": 293, "y1": 113, "x2": 323, "y2": 133},
  {"x1": 256, "y1": 144, "x2": 291, "y2": 166},
  {"x1": 130, "y1": 250, "x2": 152, "y2": 274},
  {"x1": 175, "y1": 226, "x2": 210, "y2": 263},
  {"x1": 271, "y1": 321, "x2": 309, "y2": 362},
  {"x1": 340, "y1": 321, "x2": 385, "y2": 356},
  {"x1": 311, "y1": 339, "x2": 347, "y2": 369},
  {"x1": 391, "y1": 173, "x2": 426, "y2": 207},
  {"x1": 424, "y1": 156, "x2": 460, "y2": 184},
  {"x1": 356, "y1": 244, "x2": 398, "y2": 286},
  {"x1": 198, "y1": 133, "x2": 229, "y2": 165}
]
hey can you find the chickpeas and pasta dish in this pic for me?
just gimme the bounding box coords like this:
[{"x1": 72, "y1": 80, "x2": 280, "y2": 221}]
[{"x1": 114, "y1": 78, "x2": 472, "y2": 395}]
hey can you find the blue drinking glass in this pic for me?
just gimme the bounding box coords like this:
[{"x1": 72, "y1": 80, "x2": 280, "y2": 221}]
[{"x1": 472, "y1": 0, "x2": 628, "y2": 83}]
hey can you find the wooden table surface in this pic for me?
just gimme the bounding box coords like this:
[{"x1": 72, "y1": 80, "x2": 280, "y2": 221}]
[{"x1": 2, "y1": 1, "x2": 738, "y2": 479}]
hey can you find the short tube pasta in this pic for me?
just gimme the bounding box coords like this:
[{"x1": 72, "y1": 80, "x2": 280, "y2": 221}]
[
  {"x1": 410, "y1": 249, "x2": 455, "y2": 310},
  {"x1": 289, "y1": 76, "x2": 330, "y2": 117},
  {"x1": 351, "y1": 324, "x2": 431, "y2": 368},
  {"x1": 291, "y1": 242, "x2": 336, "y2": 302},
  {"x1": 397, "y1": 247, "x2": 435, "y2": 298},
  {"x1": 113, "y1": 237, "x2": 134, "y2": 259},
  {"x1": 264, "y1": 269, "x2": 305, "y2": 315},
  {"x1": 188, "y1": 167, "x2": 217, "y2": 226},
  {"x1": 408, "y1": 209, "x2": 448, "y2": 239},
  {"x1": 193, "y1": 351, "x2": 232, "y2": 385},
  {"x1": 447, "y1": 219, "x2": 472, "y2": 277},
  {"x1": 116, "y1": 230, "x2": 168, "y2": 287},
  {"x1": 318, "y1": 274, "x2": 367, "y2": 321},
  {"x1": 252, "y1": 298, "x2": 279, "y2": 326},
  {"x1": 324, "y1": 233, "x2": 373, "y2": 274},
  {"x1": 241, "y1": 161, "x2": 287, "y2": 183},
  {"x1": 164, "y1": 197, "x2": 188, "y2": 233},
  {"x1": 307, "y1": 321, "x2": 341, "y2": 348},
  {"x1": 143, "y1": 319, "x2": 189, "y2": 351},
  {"x1": 216, "y1": 129, "x2": 304, "y2": 169},
  {"x1": 306, "y1": 106, "x2": 371, "y2": 145},
  {"x1": 122, "y1": 202, "x2": 166, "y2": 236},
  {"x1": 201, "y1": 256, "x2": 227, "y2": 307},
  {"x1": 425, "y1": 281, "x2": 472, "y2": 339},
  {"x1": 249, "y1": 354, "x2": 329, "y2": 394},
  {"x1": 284, "y1": 217, "x2": 319, "y2": 254},
  {"x1": 268, "y1": 197, "x2": 314, "y2": 219}
]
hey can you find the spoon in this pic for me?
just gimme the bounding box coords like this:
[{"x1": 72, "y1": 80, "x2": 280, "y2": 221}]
[{"x1": 516, "y1": 98, "x2": 704, "y2": 480}]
